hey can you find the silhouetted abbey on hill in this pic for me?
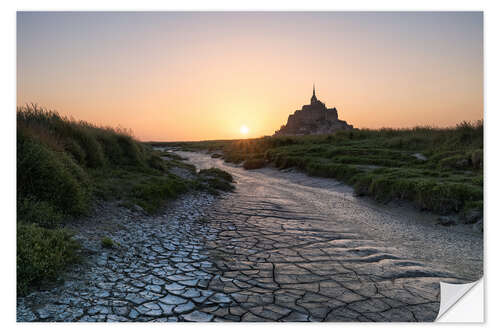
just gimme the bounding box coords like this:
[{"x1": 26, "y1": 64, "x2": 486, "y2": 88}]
[{"x1": 274, "y1": 86, "x2": 354, "y2": 136}]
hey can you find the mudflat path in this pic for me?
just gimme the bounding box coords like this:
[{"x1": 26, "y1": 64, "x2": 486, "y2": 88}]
[
  {"x1": 16, "y1": 151, "x2": 482, "y2": 322},
  {"x1": 178, "y1": 151, "x2": 483, "y2": 321}
]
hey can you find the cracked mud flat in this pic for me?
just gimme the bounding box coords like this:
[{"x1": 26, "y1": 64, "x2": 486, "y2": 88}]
[{"x1": 17, "y1": 152, "x2": 483, "y2": 322}]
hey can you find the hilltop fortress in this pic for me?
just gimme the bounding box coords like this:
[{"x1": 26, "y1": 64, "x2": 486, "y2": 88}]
[{"x1": 274, "y1": 86, "x2": 354, "y2": 136}]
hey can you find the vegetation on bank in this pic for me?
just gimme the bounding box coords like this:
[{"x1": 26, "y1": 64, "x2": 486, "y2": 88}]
[
  {"x1": 17, "y1": 105, "x2": 233, "y2": 296},
  {"x1": 149, "y1": 139, "x2": 232, "y2": 152},
  {"x1": 161, "y1": 121, "x2": 483, "y2": 222}
]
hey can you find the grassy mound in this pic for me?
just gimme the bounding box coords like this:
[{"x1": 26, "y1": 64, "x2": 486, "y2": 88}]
[
  {"x1": 243, "y1": 158, "x2": 267, "y2": 170},
  {"x1": 17, "y1": 105, "x2": 233, "y2": 295},
  {"x1": 17, "y1": 131, "x2": 91, "y2": 218},
  {"x1": 17, "y1": 224, "x2": 80, "y2": 296},
  {"x1": 197, "y1": 168, "x2": 235, "y2": 193}
]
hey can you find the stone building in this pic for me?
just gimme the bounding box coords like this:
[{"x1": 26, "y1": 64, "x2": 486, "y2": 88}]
[{"x1": 274, "y1": 86, "x2": 354, "y2": 136}]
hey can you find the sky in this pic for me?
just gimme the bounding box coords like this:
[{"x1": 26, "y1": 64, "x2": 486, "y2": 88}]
[{"x1": 17, "y1": 12, "x2": 483, "y2": 141}]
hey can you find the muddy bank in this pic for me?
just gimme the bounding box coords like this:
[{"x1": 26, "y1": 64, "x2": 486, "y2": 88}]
[
  {"x1": 17, "y1": 150, "x2": 483, "y2": 322},
  {"x1": 179, "y1": 151, "x2": 483, "y2": 282}
]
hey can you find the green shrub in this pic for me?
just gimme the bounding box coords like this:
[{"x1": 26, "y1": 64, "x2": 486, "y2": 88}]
[
  {"x1": 306, "y1": 162, "x2": 361, "y2": 182},
  {"x1": 17, "y1": 224, "x2": 80, "y2": 296},
  {"x1": 198, "y1": 168, "x2": 234, "y2": 183},
  {"x1": 352, "y1": 174, "x2": 373, "y2": 196},
  {"x1": 17, "y1": 133, "x2": 91, "y2": 216},
  {"x1": 223, "y1": 152, "x2": 245, "y2": 164},
  {"x1": 64, "y1": 139, "x2": 86, "y2": 165},
  {"x1": 17, "y1": 105, "x2": 149, "y2": 170},
  {"x1": 384, "y1": 135, "x2": 429, "y2": 150},
  {"x1": 161, "y1": 151, "x2": 187, "y2": 161},
  {"x1": 148, "y1": 154, "x2": 167, "y2": 171},
  {"x1": 439, "y1": 154, "x2": 470, "y2": 170},
  {"x1": 95, "y1": 132, "x2": 125, "y2": 165},
  {"x1": 354, "y1": 174, "x2": 482, "y2": 214},
  {"x1": 203, "y1": 177, "x2": 235, "y2": 192},
  {"x1": 116, "y1": 135, "x2": 144, "y2": 166},
  {"x1": 243, "y1": 158, "x2": 267, "y2": 170},
  {"x1": 17, "y1": 198, "x2": 63, "y2": 229},
  {"x1": 197, "y1": 168, "x2": 235, "y2": 193},
  {"x1": 101, "y1": 237, "x2": 114, "y2": 248},
  {"x1": 461, "y1": 200, "x2": 483, "y2": 223},
  {"x1": 65, "y1": 124, "x2": 106, "y2": 168},
  {"x1": 131, "y1": 176, "x2": 188, "y2": 213},
  {"x1": 470, "y1": 149, "x2": 483, "y2": 169}
]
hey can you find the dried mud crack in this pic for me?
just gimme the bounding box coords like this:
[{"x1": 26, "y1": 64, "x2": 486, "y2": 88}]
[{"x1": 17, "y1": 152, "x2": 482, "y2": 322}]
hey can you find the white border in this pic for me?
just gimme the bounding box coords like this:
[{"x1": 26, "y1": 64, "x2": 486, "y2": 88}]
[{"x1": 2, "y1": 1, "x2": 498, "y2": 332}]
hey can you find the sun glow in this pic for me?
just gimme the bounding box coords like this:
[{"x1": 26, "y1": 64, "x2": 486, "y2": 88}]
[
  {"x1": 240, "y1": 125, "x2": 249, "y2": 135},
  {"x1": 16, "y1": 13, "x2": 483, "y2": 141}
]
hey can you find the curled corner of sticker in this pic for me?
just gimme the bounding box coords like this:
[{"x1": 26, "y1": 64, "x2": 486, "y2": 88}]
[{"x1": 436, "y1": 278, "x2": 484, "y2": 322}]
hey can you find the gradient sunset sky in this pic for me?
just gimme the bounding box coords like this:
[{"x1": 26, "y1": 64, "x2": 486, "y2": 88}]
[{"x1": 17, "y1": 12, "x2": 483, "y2": 141}]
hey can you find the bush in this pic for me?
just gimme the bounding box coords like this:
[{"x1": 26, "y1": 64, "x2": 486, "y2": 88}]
[
  {"x1": 243, "y1": 158, "x2": 266, "y2": 170},
  {"x1": 17, "y1": 198, "x2": 63, "y2": 229},
  {"x1": 470, "y1": 149, "x2": 483, "y2": 169},
  {"x1": 17, "y1": 105, "x2": 148, "y2": 170},
  {"x1": 439, "y1": 154, "x2": 470, "y2": 170},
  {"x1": 131, "y1": 176, "x2": 188, "y2": 213},
  {"x1": 17, "y1": 132, "x2": 91, "y2": 216},
  {"x1": 354, "y1": 173, "x2": 482, "y2": 214},
  {"x1": 198, "y1": 168, "x2": 235, "y2": 193},
  {"x1": 148, "y1": 154, "x2": 167, "y2": 171},
  {"x1": 224, "y1": 153, "x2": 245, "y2": 164},
  {"x1": 198, "y1": 168, "x2": 234, "y2": 183},
  {"x1": 116, "y1": 134, "x2": 144, "y2": 166},
  {"x1": 161, "y1": 151, "x2": 187, "y2": 161},
  {"x1": 17, "y1": 224, "x2": 80, "y2": 296},
  {"x1": 461, "y1": 200, "x2": 483, "y2": 224},
  {"x1": 95, "y1": 132, "x2": 125, "y2": 165},
  {"x1": 306, "y1": 162, "x2": 361, "y2": 182},
  {"x1": 101, "y1": 237, "x2": 114, "y2": 248},
  {"x1": 203, "y1": 177, "x2": 235, "y2": 192},
  {"x1": 64, "y1": 139, "x2": 86, "y2": 164},
  {"x1": 62, "y1": 124, "x2": 106, "y2": 168}
]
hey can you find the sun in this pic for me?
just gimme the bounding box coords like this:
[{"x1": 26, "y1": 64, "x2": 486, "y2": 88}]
[{"x1": 240, "y1": 125, "x2": 249, "y2": 135}]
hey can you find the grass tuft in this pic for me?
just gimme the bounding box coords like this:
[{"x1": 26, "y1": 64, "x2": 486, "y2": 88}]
[
  {"x1": 197, "y1": 168, "x2": 235, "y2": 193},
  {"x1": 243, "y1": 158, "x2": 267, "y2": 170},
  {"x1": 101, "y1": 237, "x2": 115, "y2": 249},
  {"x1": 17, "y1": 224, "x2": 80, "y2": 296}
]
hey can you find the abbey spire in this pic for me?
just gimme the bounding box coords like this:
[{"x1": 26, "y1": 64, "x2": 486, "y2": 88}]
[{"x1": 311, "y1": 84, "x2": 318, "y2": 104}]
